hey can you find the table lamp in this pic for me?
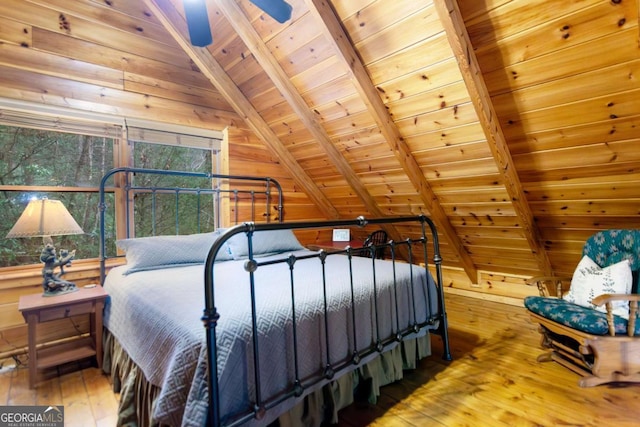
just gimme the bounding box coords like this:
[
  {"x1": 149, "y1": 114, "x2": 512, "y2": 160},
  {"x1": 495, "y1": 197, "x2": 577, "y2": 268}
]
[{"x1": 6, "y1": 198, "x2": 84, "y2": 297}]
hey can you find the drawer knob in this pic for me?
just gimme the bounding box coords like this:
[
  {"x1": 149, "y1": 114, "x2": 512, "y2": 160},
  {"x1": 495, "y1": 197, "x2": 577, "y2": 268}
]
[{"x1": 64, "y1": 307, "x2": 70, "y2": 316}]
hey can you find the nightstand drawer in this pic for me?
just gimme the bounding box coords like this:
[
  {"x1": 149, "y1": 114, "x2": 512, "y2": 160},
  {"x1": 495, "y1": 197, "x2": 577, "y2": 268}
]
[{"x1": 38, "y1": 301, "x2": 94, "y2": 322}]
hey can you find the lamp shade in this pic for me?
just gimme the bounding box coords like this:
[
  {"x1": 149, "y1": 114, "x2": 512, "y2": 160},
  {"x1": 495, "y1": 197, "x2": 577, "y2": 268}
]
[{"x1": 6, "y1": 198, "x2": 84, "y2": 238}]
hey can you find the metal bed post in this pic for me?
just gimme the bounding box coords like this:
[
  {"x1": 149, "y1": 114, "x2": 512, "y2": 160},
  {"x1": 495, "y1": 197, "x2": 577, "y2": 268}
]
[{"x1": 422, "y1": 215, "x2": 452, "y2": 361}]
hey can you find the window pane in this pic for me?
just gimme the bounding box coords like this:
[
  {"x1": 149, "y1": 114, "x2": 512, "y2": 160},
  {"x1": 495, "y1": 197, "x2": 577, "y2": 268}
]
[
  {"x1": 133, "y1": 141, "x2": 212, "y2": 188},
  {"x1": 0, "y1": 125, "x2": 114, "y2": 186},
  {"x1": 1, "y1": 191, "x2": 113, "y2": 267},
  {"x1": 133, "y1": 192, "x2": 217, "y2": 237},
  {"x1": 132, "y1": 141, "x2": 217, "y2": 235}
]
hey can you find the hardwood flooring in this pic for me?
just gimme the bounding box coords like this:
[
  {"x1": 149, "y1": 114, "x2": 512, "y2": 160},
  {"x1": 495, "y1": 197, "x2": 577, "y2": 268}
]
[
  {"x1": 0, "y1": 293, "x2": 639, "y2": 426},
  {"x1": 0, "y1": 357, "x2": 118, "y2": 426}
]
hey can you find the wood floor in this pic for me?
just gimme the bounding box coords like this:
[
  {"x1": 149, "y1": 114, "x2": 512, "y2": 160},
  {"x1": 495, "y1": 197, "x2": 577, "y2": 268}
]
[{"x1": 1, "y1": 293, "x2": 639, "y2": 426}]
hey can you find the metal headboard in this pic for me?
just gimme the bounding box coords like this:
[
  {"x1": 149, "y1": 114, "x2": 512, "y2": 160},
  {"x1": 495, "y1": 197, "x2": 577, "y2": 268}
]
[{"x1": 98, "y1": 167, "x2": 283, "y2": 282}]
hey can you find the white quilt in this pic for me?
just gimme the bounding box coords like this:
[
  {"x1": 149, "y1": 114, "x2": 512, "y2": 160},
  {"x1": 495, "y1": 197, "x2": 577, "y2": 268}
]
[{"x1": 103, "y1": 249, "x2": 439, "y2": 426}]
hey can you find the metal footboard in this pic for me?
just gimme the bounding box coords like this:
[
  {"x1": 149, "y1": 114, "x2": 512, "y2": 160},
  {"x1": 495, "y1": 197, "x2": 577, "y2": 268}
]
[{"x1": 203, "y1": 215, "x2": 451, "y2": 427}]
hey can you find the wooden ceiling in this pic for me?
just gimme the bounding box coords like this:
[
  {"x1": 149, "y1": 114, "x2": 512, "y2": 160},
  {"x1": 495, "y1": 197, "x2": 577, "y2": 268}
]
[{"x1": 1, "y1": 0, "x2": 639, "y2": 286}]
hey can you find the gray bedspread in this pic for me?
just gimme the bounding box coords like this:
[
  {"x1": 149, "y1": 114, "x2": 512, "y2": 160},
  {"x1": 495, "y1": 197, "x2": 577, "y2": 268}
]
[{"x1": 103, "y1": 249, "x2": 439, "y2": 426}]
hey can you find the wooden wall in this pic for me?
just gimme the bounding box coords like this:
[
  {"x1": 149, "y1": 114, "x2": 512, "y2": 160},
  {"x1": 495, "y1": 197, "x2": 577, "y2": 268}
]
[
  {"x1": 0, "y1": 0, "x2": 236, "y2": 129},
  {"x1": 463, "y1": 0, "x2": 640, "y2": 277}
]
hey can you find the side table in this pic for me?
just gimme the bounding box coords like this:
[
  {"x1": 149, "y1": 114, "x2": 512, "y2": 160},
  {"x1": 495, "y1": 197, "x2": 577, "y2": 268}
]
[
  {"x1": 306, "y1": 240, "x2": 364, "y2": 253},
  {"x1": 18, "y1": 286, "x2": 108, "y2": 388}
]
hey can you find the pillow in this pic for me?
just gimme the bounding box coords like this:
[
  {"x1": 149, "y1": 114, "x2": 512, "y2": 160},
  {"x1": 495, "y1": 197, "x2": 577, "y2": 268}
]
[
  {"x1": 226, "y1": 229, "x2": 304, "y2": 260},
  {"x1": 564, "y1": 255, "x2": 632, "y2": 319},
  {"x1": 117, "y1": 230, "x2": 232, "y2": 275}
]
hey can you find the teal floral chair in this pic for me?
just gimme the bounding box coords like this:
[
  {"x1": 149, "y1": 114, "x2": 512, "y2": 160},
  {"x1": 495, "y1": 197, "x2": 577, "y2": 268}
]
[{"x1": 524, "y1": 229, "x2": 640, "y2": 387}]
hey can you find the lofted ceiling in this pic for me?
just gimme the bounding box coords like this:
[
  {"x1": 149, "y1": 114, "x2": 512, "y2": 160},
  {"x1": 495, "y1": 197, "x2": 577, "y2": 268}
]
[{"x1": 0, "y1": 0, "x2": 639, "y2": 288}]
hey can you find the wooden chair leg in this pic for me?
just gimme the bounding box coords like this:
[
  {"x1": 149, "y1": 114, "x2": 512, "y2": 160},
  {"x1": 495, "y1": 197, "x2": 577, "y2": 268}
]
[
  {"x1": 536, "y1": 352, "x2": 554, "y2": 363},
  {"x1": 582, "y1": 339, "x2": 640, "y2": 387}
]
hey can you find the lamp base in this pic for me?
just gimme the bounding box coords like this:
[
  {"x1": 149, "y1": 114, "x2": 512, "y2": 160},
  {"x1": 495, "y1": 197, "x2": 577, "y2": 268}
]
[{"x1": 43, "y1": 283, "x2": 78, "y2": 297}]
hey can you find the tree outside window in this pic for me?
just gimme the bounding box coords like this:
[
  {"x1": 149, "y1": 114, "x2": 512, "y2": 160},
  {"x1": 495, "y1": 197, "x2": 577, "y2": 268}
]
[{"x1": 0, "y1": 124, "x2": 217, "y2": 268}]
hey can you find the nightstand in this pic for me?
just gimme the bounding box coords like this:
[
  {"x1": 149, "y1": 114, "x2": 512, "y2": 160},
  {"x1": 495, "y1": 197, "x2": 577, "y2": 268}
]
[
  {"x1": 18, "y1": 286, "x2": 108, "y2": 388},
  {"x1": 307, "y1": 240, "x2": 364, "y2": 253}
]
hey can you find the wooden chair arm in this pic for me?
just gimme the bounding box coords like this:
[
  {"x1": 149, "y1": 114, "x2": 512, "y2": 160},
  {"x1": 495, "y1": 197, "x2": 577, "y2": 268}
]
[
  {"x1": 591, "y1": 293, "x2": 640, "y2": 306},
  {"x1": 591, "y1": 293, "x2": 640, "y2": 337},
  {"x1": 525, "y1": 276, "x2": 572, "y2": 297}
]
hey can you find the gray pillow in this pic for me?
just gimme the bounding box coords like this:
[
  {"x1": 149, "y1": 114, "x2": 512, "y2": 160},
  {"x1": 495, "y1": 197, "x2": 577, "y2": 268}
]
[
  {"x1": 226, "y1": 229, "x2": 304, "y2": 260},
  {"x1": 117, "y1": 230, "x2": 232, "y2": 275}
]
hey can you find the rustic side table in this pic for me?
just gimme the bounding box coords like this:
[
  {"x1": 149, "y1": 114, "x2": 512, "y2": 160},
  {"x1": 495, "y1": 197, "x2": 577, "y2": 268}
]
[
  {"x1": 306, "y1": 240, "x2": 364, "y2": 253},
  {"x1": 18, "y1": 286, "x2": 108, "y2": 388}
]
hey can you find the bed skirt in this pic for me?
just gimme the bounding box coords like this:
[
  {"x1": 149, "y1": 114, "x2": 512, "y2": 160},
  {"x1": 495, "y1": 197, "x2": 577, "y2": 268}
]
[{"x1": 102, "y1": 329, "x2": 433, "y2": 427}]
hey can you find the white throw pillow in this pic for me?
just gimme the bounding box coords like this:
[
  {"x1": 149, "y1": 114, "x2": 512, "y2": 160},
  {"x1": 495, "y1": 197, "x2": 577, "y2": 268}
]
[{"x1": 564, "y1": 255, "x2": 632, "y2": 319}]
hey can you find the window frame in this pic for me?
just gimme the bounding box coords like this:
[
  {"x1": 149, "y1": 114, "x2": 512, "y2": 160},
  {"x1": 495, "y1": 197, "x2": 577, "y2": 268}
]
[{"x1": 0, "y1": 99, "x2": 223, "y2": 273}]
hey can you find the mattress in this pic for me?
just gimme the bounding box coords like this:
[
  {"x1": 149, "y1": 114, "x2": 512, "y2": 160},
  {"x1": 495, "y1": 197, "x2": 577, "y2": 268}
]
[{"x1": 103, "y1": 249, "x2": 439, "y2": 426}]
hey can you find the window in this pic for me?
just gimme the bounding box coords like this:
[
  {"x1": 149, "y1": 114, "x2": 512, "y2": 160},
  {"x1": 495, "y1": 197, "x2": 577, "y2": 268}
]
[
  {"x1": 0, "y1": 104, "x2": 222, "y2": 268},
  {"x1": 0, "y1": 125, "x2": 116, "y2": 267},
  {"x1": 121, "y1": 139, "x2": 219, "y2": 241}
]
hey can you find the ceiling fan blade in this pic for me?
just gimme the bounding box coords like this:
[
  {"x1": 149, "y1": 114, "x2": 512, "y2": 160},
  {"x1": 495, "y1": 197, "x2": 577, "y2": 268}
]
[
  {"x1": 184, "y1": 0, "x2": 213, "y2": 47},
  {"x1": 249, "y1": 0, "x2": 293, "y2": 23}
]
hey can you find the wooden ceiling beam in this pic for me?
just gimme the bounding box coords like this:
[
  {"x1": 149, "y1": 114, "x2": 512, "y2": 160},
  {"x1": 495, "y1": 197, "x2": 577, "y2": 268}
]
[
  {"x1": 142, "y1": 0, "x2": 341, "y2": 219},
  {"x1": 305, "y1": 0, "x2": 478, "y2": 281},
  {"x1": 214, "y1": 0, "x2": 384, "y2": 220},
  {"x1": 214, "y1": 0, "x2": 419, "y2": 259},
  {"x1": 433, "y1": 0, "x2": 553, "y2": 276}
]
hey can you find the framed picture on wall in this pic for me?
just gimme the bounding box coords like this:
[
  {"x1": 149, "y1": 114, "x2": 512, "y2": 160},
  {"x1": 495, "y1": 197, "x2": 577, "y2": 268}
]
[{"x1": 332, "y1": 229, "x2": 350, "y2": 242}]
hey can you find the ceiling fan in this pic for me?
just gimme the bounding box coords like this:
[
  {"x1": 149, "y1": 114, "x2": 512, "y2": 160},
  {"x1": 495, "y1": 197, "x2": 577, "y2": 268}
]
[{"x1": 184, "y1": 0, "x2": 293, "y2": 47}]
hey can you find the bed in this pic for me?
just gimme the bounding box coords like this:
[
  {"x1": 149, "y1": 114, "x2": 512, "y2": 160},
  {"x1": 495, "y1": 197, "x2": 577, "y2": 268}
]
[{"x1": 99, "y1": 167, "x2": 451, "y2": 427}]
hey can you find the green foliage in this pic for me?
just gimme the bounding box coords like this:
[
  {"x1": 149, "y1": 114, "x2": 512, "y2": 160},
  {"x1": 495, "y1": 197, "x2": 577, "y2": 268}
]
[{"x1": 129, "y1": 142, "x2": 215, "y2": 240}]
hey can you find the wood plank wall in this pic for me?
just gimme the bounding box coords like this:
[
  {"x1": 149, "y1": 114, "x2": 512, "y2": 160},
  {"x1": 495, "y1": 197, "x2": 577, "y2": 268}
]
[{"x1": 463, "y1": 0, "x2": 640, "y2": 277}]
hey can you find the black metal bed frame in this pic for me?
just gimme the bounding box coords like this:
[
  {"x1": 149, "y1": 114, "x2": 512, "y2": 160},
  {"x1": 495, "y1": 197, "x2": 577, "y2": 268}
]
[
  {"x1": 98, "y1": 167, "x2": 451, "y2": 427},
  {"x1": 204, "y1": 216, "x2": 451, "y2": 427}
]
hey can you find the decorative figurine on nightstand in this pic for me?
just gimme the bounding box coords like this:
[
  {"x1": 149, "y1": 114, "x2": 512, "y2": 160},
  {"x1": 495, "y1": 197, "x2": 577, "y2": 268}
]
[
  {"x1": 40, "y1": 243, "x2": 78, "y2": 296},
  {"x1": 6, "y1": 197, "x2": 84, "y2": 297}
]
